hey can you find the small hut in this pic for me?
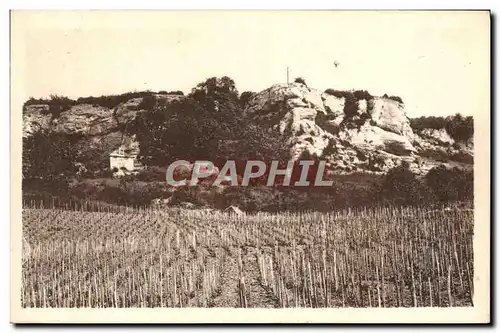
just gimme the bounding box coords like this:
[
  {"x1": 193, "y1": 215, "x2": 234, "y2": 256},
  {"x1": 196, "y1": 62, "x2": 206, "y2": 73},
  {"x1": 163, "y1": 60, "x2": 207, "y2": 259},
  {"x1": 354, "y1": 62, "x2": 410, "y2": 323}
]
[
  {"x1": 109, "y1": 136, "x2": 142, "y2": 174},
  {"x1": 224, "y1": 205, "x2": 245, "y2": 216}
]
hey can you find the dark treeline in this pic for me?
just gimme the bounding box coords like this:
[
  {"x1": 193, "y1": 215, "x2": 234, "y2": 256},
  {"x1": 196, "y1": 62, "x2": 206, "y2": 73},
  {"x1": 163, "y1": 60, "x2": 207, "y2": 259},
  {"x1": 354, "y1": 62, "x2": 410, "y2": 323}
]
[
  {"x1": 410, "y1": 114, "x2": 474, "y2": 143},
  {"x1": 22, "y1": 90, "x2": 185, "y2": 116}
]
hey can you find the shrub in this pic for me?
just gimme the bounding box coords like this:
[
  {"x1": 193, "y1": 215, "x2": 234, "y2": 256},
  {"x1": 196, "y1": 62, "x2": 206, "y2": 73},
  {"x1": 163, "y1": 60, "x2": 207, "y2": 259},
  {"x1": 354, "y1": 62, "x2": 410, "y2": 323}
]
[
  {"x1": 157, "y1": 90, "x2": 184, "y2": 95},
  {"x1": 425, "y1": 166, "x2": 473, "y2": 202},
  {"x1": 410, "y1": 116, "x2": 448, "y2": 131},
  {"x1": 294, "y1": 77, "x2": 307, "y2": 86},
  {"x1": 167, "y1": 91, "x2": 184, "y2": 95},
  {"x1": 343, "y1": 92, "x2": 358, "y2": 117},
  {"x1": 138, "y1": 94, "x2": 157, "y2": 111},
  {"x1": 96, "y1": 185, "x2": 125, "y2": 204},
  {"x1": 136, "y1": 166, "x2": 167, "y2": 181},
  {"x1": 316, "y1": 112, "x2": 340, "y2": 135},
  {"x1": 410, "y1": 114, "x2": 473, "y2": 142},
  {"x1": 23, "y1": 130, "x2": 80, "y2": 181},
  {"x1": 379, "y1": 163, "x2": 434, "y2": 205},
  {"x1": 93, "y1": 169, "x2": 114, "y2": 178},
  {"x1": 76, "y1": 91, "x2": 155, "y2": 109},
  {"x1": 239, "y1": 91, "x2": 255, "y2": 108},
  {"x1": 445, "y1": 114, "x2": 474, "y2": 143},
  {"x1": 69, "y1": 181, "x2": 102, "y2": 200},
  {"x1": 218, "y1": 186, "x2": 278, "y2": 212},
  {"x1": 324, "y1": 89, "x2": 346, "y2": 99},
  {"x1": 388, "y1": 95, "x2": 403, "y2": 103},
  {"x1": 23, "y1": 97, "x2": 49, "y2": 111},
  {"x1": 353, "y1": 90, "x2": 373, "y2": 101},
  {"x1": 23, "y1": 95, "x2": 76, "y2": 118},
  {"x1": 119, "y1": 181, "x2": 166, "y2": 206},
  {"x1": 450, "y1": 152, "x2": 474, "y2": 164},
  {"x1": 322, "y1": 139, "x2": 337, "y2": 156},
  {"x1": 418, "y1": 149, "x2": 450, "y2": 162},
  {"x1": 323, "y1": 89, "x2": 360, "y2": 118},
  {"x1": 354, "y1": 113, "x2": 371, "y2": 127},
  {"x1": 171, "y1": 186, "x2": 205, "y2": 206},
  {"x1": 355, "y1": 149, "x2": 368, "y2": 161},
  {"x1": 65, "y1": 179, "x2": 173, "y2": 207}
]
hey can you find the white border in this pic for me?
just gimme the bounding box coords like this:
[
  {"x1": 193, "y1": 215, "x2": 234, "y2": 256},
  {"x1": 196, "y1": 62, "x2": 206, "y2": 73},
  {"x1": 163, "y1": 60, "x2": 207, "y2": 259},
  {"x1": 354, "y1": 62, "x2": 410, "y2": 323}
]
[{"x1": 3, "y1": 1, "x2": 497, "y2": 331}]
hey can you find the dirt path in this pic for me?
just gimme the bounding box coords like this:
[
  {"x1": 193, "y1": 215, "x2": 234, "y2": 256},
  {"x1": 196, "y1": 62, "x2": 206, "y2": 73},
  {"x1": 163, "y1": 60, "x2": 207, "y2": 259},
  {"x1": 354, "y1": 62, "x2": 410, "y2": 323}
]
[
  {"x1": 209, "y1": 250, "x2": 239, "y2": 307},
  {"x1": 242, "y1": 248, "x2": 279, "y2": 308}
]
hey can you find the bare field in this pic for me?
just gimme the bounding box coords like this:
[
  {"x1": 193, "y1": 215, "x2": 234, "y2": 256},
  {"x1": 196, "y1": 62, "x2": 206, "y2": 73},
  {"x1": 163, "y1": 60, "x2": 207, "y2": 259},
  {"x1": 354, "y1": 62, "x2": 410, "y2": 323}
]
[{"x1": 21, "y1": 205, "x2": 473, "y2": 308}]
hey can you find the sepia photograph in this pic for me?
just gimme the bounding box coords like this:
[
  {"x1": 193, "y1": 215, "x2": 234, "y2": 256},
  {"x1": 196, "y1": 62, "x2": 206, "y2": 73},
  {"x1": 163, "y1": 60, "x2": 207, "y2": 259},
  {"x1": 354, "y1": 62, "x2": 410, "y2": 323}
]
[{"x1": 10, "y1": 10, "x2": 490, "y2": 323}]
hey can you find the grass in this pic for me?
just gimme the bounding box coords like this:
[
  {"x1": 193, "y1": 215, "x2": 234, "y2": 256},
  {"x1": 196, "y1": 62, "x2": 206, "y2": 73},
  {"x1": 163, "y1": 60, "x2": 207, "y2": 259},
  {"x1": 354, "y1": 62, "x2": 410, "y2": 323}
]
[{"x1": 21, "y1": 203, "x2": 473, "y2": 308}]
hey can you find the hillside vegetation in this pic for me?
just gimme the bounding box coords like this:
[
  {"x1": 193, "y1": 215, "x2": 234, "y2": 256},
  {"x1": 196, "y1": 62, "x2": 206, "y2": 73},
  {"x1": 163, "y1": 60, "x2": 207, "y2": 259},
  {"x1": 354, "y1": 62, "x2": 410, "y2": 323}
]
[{"x1": 22, "y1": 76, "x2": 473, "y2": 211}]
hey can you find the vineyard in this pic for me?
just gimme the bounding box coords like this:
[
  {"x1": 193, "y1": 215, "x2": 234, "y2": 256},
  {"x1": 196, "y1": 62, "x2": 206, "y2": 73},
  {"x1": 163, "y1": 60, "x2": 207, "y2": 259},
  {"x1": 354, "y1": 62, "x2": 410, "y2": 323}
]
[{"x1": 21, "y1": 204, "x2": 474, "y2": 308}]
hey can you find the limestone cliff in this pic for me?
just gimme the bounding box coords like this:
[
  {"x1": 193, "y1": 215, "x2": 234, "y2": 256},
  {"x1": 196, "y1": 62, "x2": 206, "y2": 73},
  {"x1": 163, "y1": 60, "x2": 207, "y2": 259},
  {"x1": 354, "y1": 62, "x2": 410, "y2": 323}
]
[
  {"x1": 244, "y1": 82, "x2": 472, "y2": 174},
  {"x1": 22, "y1": 83, "x2": 473, "y2": 176}
]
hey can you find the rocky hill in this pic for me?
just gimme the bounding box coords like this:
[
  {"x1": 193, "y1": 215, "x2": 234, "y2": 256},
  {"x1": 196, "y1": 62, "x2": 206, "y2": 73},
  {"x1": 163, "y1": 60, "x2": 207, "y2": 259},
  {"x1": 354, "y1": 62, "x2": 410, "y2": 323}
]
[
  {"x1": 245, "y1": 82, "x2": 473, "y2": 175},
  {"x1": 23, "y1": 94, "x2": 184, "y2": 170},
  {"x1": 22, "y1": 83, "x2": 473, "y2": 176}
]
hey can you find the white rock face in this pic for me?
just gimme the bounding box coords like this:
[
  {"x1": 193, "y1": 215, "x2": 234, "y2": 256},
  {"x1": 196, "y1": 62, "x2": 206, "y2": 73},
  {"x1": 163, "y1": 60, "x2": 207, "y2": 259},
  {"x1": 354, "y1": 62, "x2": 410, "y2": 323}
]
[
  {"x1": 23, "y1": 105, "x2": 52, "y2": 137},
  {"x1": 321, "y1": 93, "x2": 344, "y2": 121},
  {"x1": 52, "y1": 104, "x2": 117, "y2": 136},
  {"x1": 246, "y1": 83, "x2": 339, "y2": 158},
  {"x1": 419, "y1": 128, "x2": 455, "y2": 145},
  {"x1": 22, "y1": 94, "x2": 171, "y2": 138},
  {"x1": 357, "y1": 99, "x2": 368, "y2": 114},
  {"x1": 369, "y1": 97, "x2": 414, "y2": 138},
  {"x1": 114, "y1": 98, "x2": 143, "y2": 125},
  {"x1": 339, "y1": 124, "x2": 416, "y2": 156},
  {"x1": 245, "y1": 82, "x2": 416, "y2": 160},
  {"x1": 244, "y1": 82, "x2": 474, "y2": 175}
]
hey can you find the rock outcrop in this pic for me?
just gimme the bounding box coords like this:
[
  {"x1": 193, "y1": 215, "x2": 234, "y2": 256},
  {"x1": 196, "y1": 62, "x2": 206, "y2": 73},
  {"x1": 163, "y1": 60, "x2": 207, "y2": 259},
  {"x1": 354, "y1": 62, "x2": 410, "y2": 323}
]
[
  {"x1": 22, "y1": 84, "x2": 473, "y2": 177},
  {"x1": 245, "y1": 82, "x2": 472, "y2": 174},
  {"x1": 51, "y1": 104, "x2": 116, "y2": 136},
  {"x1": 22, "y1": 93, "x2": 183, "y2": 138},
  {"x1": 369, "y1": 98, "x2": 414, "y2": 138},
  {"x1": 23, "y1": 96, "x2": 153, "y2": 174},
  {"x1": 23, "y1": 105, "x2": 52, "y2": 138},
  {"x1": 418, "y1": 128, "x2": 455, "y2": 146},
  {"x1": 245, "y1": 83, "x2": 339, "y2": 158}
]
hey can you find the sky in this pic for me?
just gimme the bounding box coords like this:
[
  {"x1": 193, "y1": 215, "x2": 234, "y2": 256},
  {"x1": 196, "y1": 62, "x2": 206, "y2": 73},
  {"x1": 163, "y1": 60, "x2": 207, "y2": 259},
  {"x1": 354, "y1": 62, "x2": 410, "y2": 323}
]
[{"x1": 13, "y1": 11, "x2": 490, "y2": 117}]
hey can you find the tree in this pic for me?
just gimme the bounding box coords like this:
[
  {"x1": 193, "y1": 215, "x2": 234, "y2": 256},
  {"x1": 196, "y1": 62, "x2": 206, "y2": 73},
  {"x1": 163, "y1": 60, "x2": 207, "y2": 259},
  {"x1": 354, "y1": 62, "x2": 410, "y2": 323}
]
[
  {"x1": 239, "y1": 91, "x2": 255, "y2": 108},
  {"x1": 133, "y1": 76, "x2": 291, "y2": 181},
  {"x1": 189, "y1": 76, "x2": 239, "y2": 102},
  {"x1": 133, "y1": 98, "x2": 221, "y2": 166},
  {"x1": 189, "y1": 76, "x2": 243, "y2": 139},
  {"x1": 22, "y1": 130, "x2": 80, "y2": 194},
  {"x1": 409, "y1": 113, "x2": 473, "y2": 142},
  {"x1": 379, "y1": 163, "x2": 433, "y2": 205},
  {"x1": 138, "y1": 94, "x2": 157, "y2": 111},
  {"x1": 425, "y1": 165, "x2": 473, "y2": 202},
  {"x1": 445, "y1": 114, "x2": 474, "y2": 142},
  {"x1": 343, "y1": 92, "x2": 358, "y2": 118}
]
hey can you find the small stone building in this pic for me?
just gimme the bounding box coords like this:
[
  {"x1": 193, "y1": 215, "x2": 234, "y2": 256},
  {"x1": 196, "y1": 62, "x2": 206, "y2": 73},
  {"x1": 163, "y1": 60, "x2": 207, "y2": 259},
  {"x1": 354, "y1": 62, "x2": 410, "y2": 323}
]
[
  {"x1": 109, "y1": 149, "x2": 137, "y2": 171},
  {"x1": 109, "y1": 136, "x2": 142, "y2": 174}
]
